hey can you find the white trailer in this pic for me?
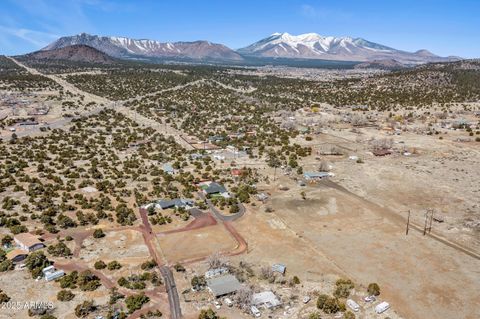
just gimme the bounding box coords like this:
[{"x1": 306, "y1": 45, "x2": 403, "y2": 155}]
[
  {"x1": 375, "y1": 301, "x2": 390, "y2": 314},
  {"x1": 347, "y1": 299, "x2": 360, "y2": 312}
]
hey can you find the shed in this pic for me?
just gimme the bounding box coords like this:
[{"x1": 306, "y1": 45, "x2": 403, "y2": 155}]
[
  {"x1": 207, "y1": 275, "x2": 242, "y2": 298},
  {"x1": 272, "y1": 263, "x2": 286, "y2": 275}
]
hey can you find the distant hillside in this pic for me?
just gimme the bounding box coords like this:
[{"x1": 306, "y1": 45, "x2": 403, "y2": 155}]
[
  {"x1": 22, "y1": 44, "x2": 115, "y2": 64},
  {"x1": 354, "y1": 59, "x2": 407, "y2": 70}
]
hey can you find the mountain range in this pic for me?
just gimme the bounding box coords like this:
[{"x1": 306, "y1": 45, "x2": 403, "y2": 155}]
[{"x1": 40, "y1": 32, "x2": 459, "y2": 65}]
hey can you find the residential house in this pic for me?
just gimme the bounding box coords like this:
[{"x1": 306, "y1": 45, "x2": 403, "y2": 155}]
[
  {"x1": 6, "y1": 249, "x2": 28, "y2": 264},
  {"x1": 14, "y1": 233, "x2": 45, "y2": 252},
  {"x1": 203, "y1": 182, "x2": 230, "y2": 198},
  {"x1": 207, "y1": 275, "x2": 242, "y2": 298},
  {"x1": 303, "y1": 172, "x2": 330, "y2": 181},
  {"x1": 157, "y1": 198, "x2": 194, "y2": 210},
  {"x1": 42, "y1": 265, "x2": 65, "y2": 282},
  {"x1": 252, "y1": 291, "x2": 282, "y2": 309}
]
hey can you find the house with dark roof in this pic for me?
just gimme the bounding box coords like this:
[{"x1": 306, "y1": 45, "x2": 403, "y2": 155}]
[
  {"x1": 207, "y1": 274, "x2": 242, "y2": 298},
  {"x1": 202, "y1": 182, "x2": 230, "y2": 198},
  {"x1": 157, "y1": 198, "x2": 194, "y2": 210},
  {"x1": 6, "y1": 249, "x2": 28, "y2": 264}
]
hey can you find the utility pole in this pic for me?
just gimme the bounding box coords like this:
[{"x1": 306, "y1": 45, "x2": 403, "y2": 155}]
[
  {"x1": 423, "y1": 211, "x2": 429, "y2": 236},
  {"x1": 406, "y1": 210, "x2": 410, "y2": 235},
  {"x1": 428, "y1": 209, "x2": 434, "y2": 234}
]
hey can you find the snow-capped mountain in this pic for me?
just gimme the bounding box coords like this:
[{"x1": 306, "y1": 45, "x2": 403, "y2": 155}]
[
  {"x1": 238, "y1": 32, "x2": 457, "y2": 64},
  {"x1": 43, "y1": 33, "x2": 243, "y2": 61}
]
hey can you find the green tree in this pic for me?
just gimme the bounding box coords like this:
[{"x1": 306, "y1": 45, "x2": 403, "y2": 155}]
[
  {"x1": 125, "y1": 293, "x2": 149, "y2": 313},
  {"x1": 316, "y1": 294, "x2": 328, "y2": 310},
  {"x1": 25, "y1": 251, "x2": 50, "y2": 278},
  {"x1": 367, "y1": 283, "x2": 380, "y2": 296},
  {"x1": 93, "y1": 229, "x2": 105, "y2": 238},
  {"x1": 57, "y1": 289, "x2": 75, "y2": 301}
]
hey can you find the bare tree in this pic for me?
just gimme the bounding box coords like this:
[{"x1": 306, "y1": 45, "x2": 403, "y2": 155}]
[
  {"x1": 371, "y1": 137, "x2": 393, "y2": 151},
  {"x1": 206, "y1": 252, "x2": 228, "y2": 270},
  {"x1": 235, "y1": 286, "x2": 253, "y2": 311},
  {"x1": 318, "y1": 160, "x2": 330, "y2": 172},
  {"x1": 259, "y1": 265, "x2": 275, "y2": 283}
]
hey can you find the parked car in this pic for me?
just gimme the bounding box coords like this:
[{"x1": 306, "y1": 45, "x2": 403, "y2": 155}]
[
  {"x1": 364, "y1": 295, "x2": 376, "y2": 302},
  {"x1": 214, "y1": 301, "x2": 221, "y2": 309},
  {"x1": 224, "y1": 298, "x2": 233, "y2": 307},
  {"x1": 302, "y1": 296, "x2": 311, "y2": 304},
  {"x1": 251, "y1": 305, "x2": 261, "y2": 318}
]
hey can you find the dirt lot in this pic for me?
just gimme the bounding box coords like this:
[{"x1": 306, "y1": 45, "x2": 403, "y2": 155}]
[
  {"x1": 157, "y1": 224, "x2": 237, "y2": 264},
  {"x1": 257, "y1": 175, "x2": 480, "y2": 319},
  {"x1": 0, "y1": 269, "x2": 109, "y2": 319},
  {"x1": 79, "y1": 229, "x2": 150, "y2": 263}
]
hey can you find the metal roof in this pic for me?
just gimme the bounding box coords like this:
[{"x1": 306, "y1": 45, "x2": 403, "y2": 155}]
[
  {"x1": 252, "y1": 291, "x2": 282, "y2": 309},
  {"x1": 207, "y1": 275, "x2": 241, "y2": 297},
  {"x1": 158, "y1": 198, "x2": 193, "y2": 209},
  {"x1": 304, "y1": 172, "x2": 329, "y2": 178},
  {"x1": 204, "y1": 182, "x2": 227, "y2": 195}
]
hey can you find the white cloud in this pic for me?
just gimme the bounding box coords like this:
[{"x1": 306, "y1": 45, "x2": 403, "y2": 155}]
[{"x1": 0, "y1": 25, "x2": 59, "y2": 47}]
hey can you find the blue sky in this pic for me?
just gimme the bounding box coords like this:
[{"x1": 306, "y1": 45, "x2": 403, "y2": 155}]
[{"x1": 0, "y1": 0, "x2": 479, "y2": 57}]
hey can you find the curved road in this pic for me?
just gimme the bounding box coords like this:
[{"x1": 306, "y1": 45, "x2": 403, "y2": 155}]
[{"x1": 197, "y1": 192, "x2": 245, "y2": 222}]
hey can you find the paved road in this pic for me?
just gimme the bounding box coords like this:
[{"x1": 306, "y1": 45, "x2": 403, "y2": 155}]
[
  {"x1": 197, "y1": 192, "x2": 245, "y2": 222},
  {"x1": 160, "y1": 266, "x2": 182, "y2": 319}
]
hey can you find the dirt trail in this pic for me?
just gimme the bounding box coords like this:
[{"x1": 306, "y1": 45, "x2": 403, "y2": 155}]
[
  {"x1": 7, "y1": 57, "x2": 110, "y2": 105},
  {"x1": 322, "y1": 179, "x2": 480, "y2": 260}
]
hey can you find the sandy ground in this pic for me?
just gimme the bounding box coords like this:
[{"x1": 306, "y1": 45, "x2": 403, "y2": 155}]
[
  {"x1": 0, "y1": 269, "x2": 109, "y2": 319},
  {"x1": 157, "y1": 224, "x2": 237, "y2": 264},
  {"x1": 256, "y1": 177, "x2": 480, "y2": 319},
  {"x1": 79, "y1": 229, "x2": 150, "y2": 263}
]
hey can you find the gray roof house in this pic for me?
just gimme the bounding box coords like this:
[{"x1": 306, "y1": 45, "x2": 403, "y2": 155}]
[
  {"x1": 157, "y1": 198, "x2": 194, "y2": 210},
  {"x1": 252, "y1": 291, "x2": 282, "y2": 309},
  {"x1": 203, "y1": 182, "x2": 227, "y2": 195},
  {"x1": 303, "y1": 172, "x2": 330, "y2": 180},
  {"x1": 207, "y1": 274, "x2": 242, "y2": 298}
]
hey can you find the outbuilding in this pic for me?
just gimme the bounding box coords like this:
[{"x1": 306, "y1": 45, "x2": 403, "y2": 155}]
[{"x1": 252, "y1": 291, "x2": 282, "y2": 309}]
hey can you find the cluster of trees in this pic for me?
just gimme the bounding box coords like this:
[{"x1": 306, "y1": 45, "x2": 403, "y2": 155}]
[
  {"x1": 59, "y1": 270, "x2": 101, "y2": 291},
  {"x1": 118, "y1": 272, "x2": 161, "y2": 290}
]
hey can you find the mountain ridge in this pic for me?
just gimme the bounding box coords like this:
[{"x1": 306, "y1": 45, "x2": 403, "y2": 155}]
[
  {"x1": 237, "y1": 32, "x2": 459, "y2": 64},
  {"x1": 43, "y1": 33, "x2": 244, "y2": 62},
  {"x1": 41, "y1": 32, "x2": 461, "y2": 65}
]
